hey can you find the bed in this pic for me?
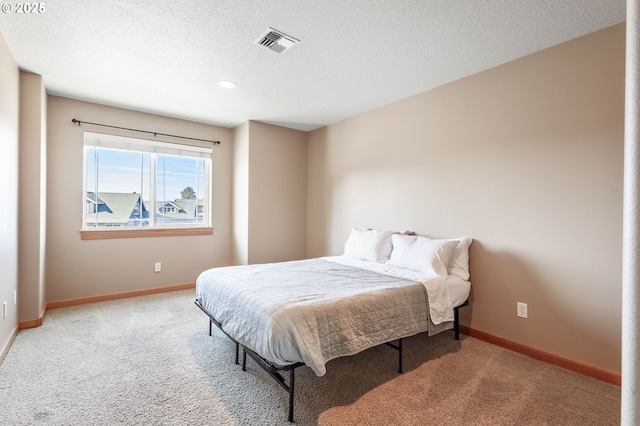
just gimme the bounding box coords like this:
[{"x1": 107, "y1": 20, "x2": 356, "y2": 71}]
[{"x1": 195, "y1": 229, "x2": 472, "y2": 422}]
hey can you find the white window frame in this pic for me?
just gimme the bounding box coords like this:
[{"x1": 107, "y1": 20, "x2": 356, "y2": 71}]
[{"x1": 82, "y1": 131, "x2": 213, "y2": 232}]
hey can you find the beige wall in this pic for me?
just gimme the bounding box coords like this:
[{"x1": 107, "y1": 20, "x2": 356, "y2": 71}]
[
  {"x1": 18, "y1": 72, "x2": 47, "y2": 322},
  {"x1": 0, "y1": 31, "x2": 19, "y2": 355},
  {"x1": 232, "y1": 122, "x2": 250, "y2": 265},
  {"x1": 307, "y1": 24, "x2": 625, "y2": 374},
  {"x1": 45, "y1": 96, "x2": 234, "y2": 302},
  {"x1": 247, "y1": 121, "x2": 307, "y2": 264},
  {"x1": 233, "y1": 120, "x2": 307, "y2": 265}
]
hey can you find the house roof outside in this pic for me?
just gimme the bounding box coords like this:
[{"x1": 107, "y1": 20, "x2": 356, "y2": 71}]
[
  {"x1": 156, "y1": 199, "x2": 204, "y2": 221},
  {"x1": 86, "y1": 192, "x2": 145, "y2": 225},
  {"x1": 86, "y1": 192, "x2": 203, "y2": 226}
]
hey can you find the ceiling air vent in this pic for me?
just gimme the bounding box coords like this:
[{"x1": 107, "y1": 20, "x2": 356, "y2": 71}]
[{"x1": 254, "y1": 27, "x2": 299, "y2": 54}]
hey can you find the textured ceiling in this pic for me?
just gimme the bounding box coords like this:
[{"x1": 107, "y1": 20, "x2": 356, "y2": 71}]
[{"x1": 0, "y1": 0, "x2": 626, "y2": 131}]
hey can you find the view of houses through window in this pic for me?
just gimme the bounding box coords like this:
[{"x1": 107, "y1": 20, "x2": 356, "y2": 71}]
[{"x1": 83, "y1": 132, "x2": 212, "y2": 229}]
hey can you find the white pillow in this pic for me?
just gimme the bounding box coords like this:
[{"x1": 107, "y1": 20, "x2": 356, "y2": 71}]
[
  {"x1": 387, "y1": 234, "x2": 459, "y2": 277},
  {"x1": 423, "y1": 236, "x2": 473, "y2": 280},
  {"x1": 343, "y1": 228, "x2": 394, "y2": 263},
  {"x1": 447, "y1": 237, "x2": 473, "y2": 280}
]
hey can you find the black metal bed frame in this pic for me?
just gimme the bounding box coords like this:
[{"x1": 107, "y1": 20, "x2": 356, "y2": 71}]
[{"x1": 194, "y1": 298, "x2": 469, "y2": 422}]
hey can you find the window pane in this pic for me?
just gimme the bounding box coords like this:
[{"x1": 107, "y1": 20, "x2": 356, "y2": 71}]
[
  {"x1": 155, "y1": 155, "x2": 206, "y2": 226},
  {"x1": 85, "y1": 147, "x2": 150, "y2": 229},
  {"x1": 83, "y1": 132, "x2": 212, "y2": 231}
]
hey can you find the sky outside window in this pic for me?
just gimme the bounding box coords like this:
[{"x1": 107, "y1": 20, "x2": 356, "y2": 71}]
[
  {"x1": 86, "y1": 148, "x2": 204, "y2": 201},
  {"x1": 156, "y1": 155, "x2": 205, "y2": 202}
]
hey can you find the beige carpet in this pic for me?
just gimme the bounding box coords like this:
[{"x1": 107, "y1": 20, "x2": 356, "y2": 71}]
[{"x1": 0, "y1": 289, "x2": 620, "y2": 425}]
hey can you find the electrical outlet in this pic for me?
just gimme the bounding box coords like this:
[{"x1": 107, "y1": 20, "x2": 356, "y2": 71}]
[
  {"x1": 517, "y1": 302, "x2": 528, "y2": 318},
  {"x1": 13, "y1": 290, "x2": 16, "y2": 305},
  {"x1": 3, "y1": 301, "x2": 6, "y2": 319},
  {"x1": 154, "y1": 262, "x2": 162, "y2": 273}
]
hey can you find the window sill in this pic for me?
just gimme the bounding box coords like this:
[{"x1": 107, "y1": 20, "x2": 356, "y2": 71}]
[{"x1": 80, "y1": 227, "x2": 214, "y2": 240}]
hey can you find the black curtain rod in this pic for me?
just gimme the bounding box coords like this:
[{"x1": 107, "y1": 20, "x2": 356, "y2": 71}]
[{"x1": 71, "y1": 118, "x2": 221, "y2": 145}]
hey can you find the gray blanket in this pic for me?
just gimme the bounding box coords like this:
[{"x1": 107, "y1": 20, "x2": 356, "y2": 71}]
[{"x1": 196, "y1": 258, "x2": 434, "y2": 376}]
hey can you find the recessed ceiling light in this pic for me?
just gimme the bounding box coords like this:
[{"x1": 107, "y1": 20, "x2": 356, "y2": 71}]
[{"x1": 217, "y1": 80, "x2": 237, "y2": 89}]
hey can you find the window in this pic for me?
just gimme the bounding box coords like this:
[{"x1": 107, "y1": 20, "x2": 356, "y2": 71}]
[{"x1": 83, "y1": 132, "x2": 212, "y2": 232}]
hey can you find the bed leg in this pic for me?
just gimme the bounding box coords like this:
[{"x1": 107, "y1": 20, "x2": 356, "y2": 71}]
[
  {"x1": 242, "y1": 347, "x2": 247, "y2": 371},
  {"x1": 398, "y1": 338, "x2": 403, "y2": 374},
  {"x1": 454, "y1": 306, "x2": 460, "y2": 340},
  {"x1": 209, "y1": 319, "x2": 212, "y2": 337},
  {"x1": 453, "y1": 300, "x2": 469, "y2": 341},
  {"x1": 288, "y1": 368, "x2": 295, "y2": 423},
  {"x1": 235, "y1": 342, "x2": 240, "y2": 365}
]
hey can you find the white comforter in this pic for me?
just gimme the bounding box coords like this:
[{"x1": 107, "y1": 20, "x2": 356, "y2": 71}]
[{"x1": 196, "y1": 257, "x2": 453, "y2": 376}]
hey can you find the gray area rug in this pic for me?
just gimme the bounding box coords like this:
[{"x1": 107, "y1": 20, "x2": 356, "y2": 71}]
[{"x1": 0, "y1": 289, "x2": 620, "y2": 425}]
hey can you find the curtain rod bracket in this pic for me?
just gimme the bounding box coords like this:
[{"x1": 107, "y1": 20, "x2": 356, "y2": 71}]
[{"x1": 70, "y1": 118, "x2": 221, "y2": 145}]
